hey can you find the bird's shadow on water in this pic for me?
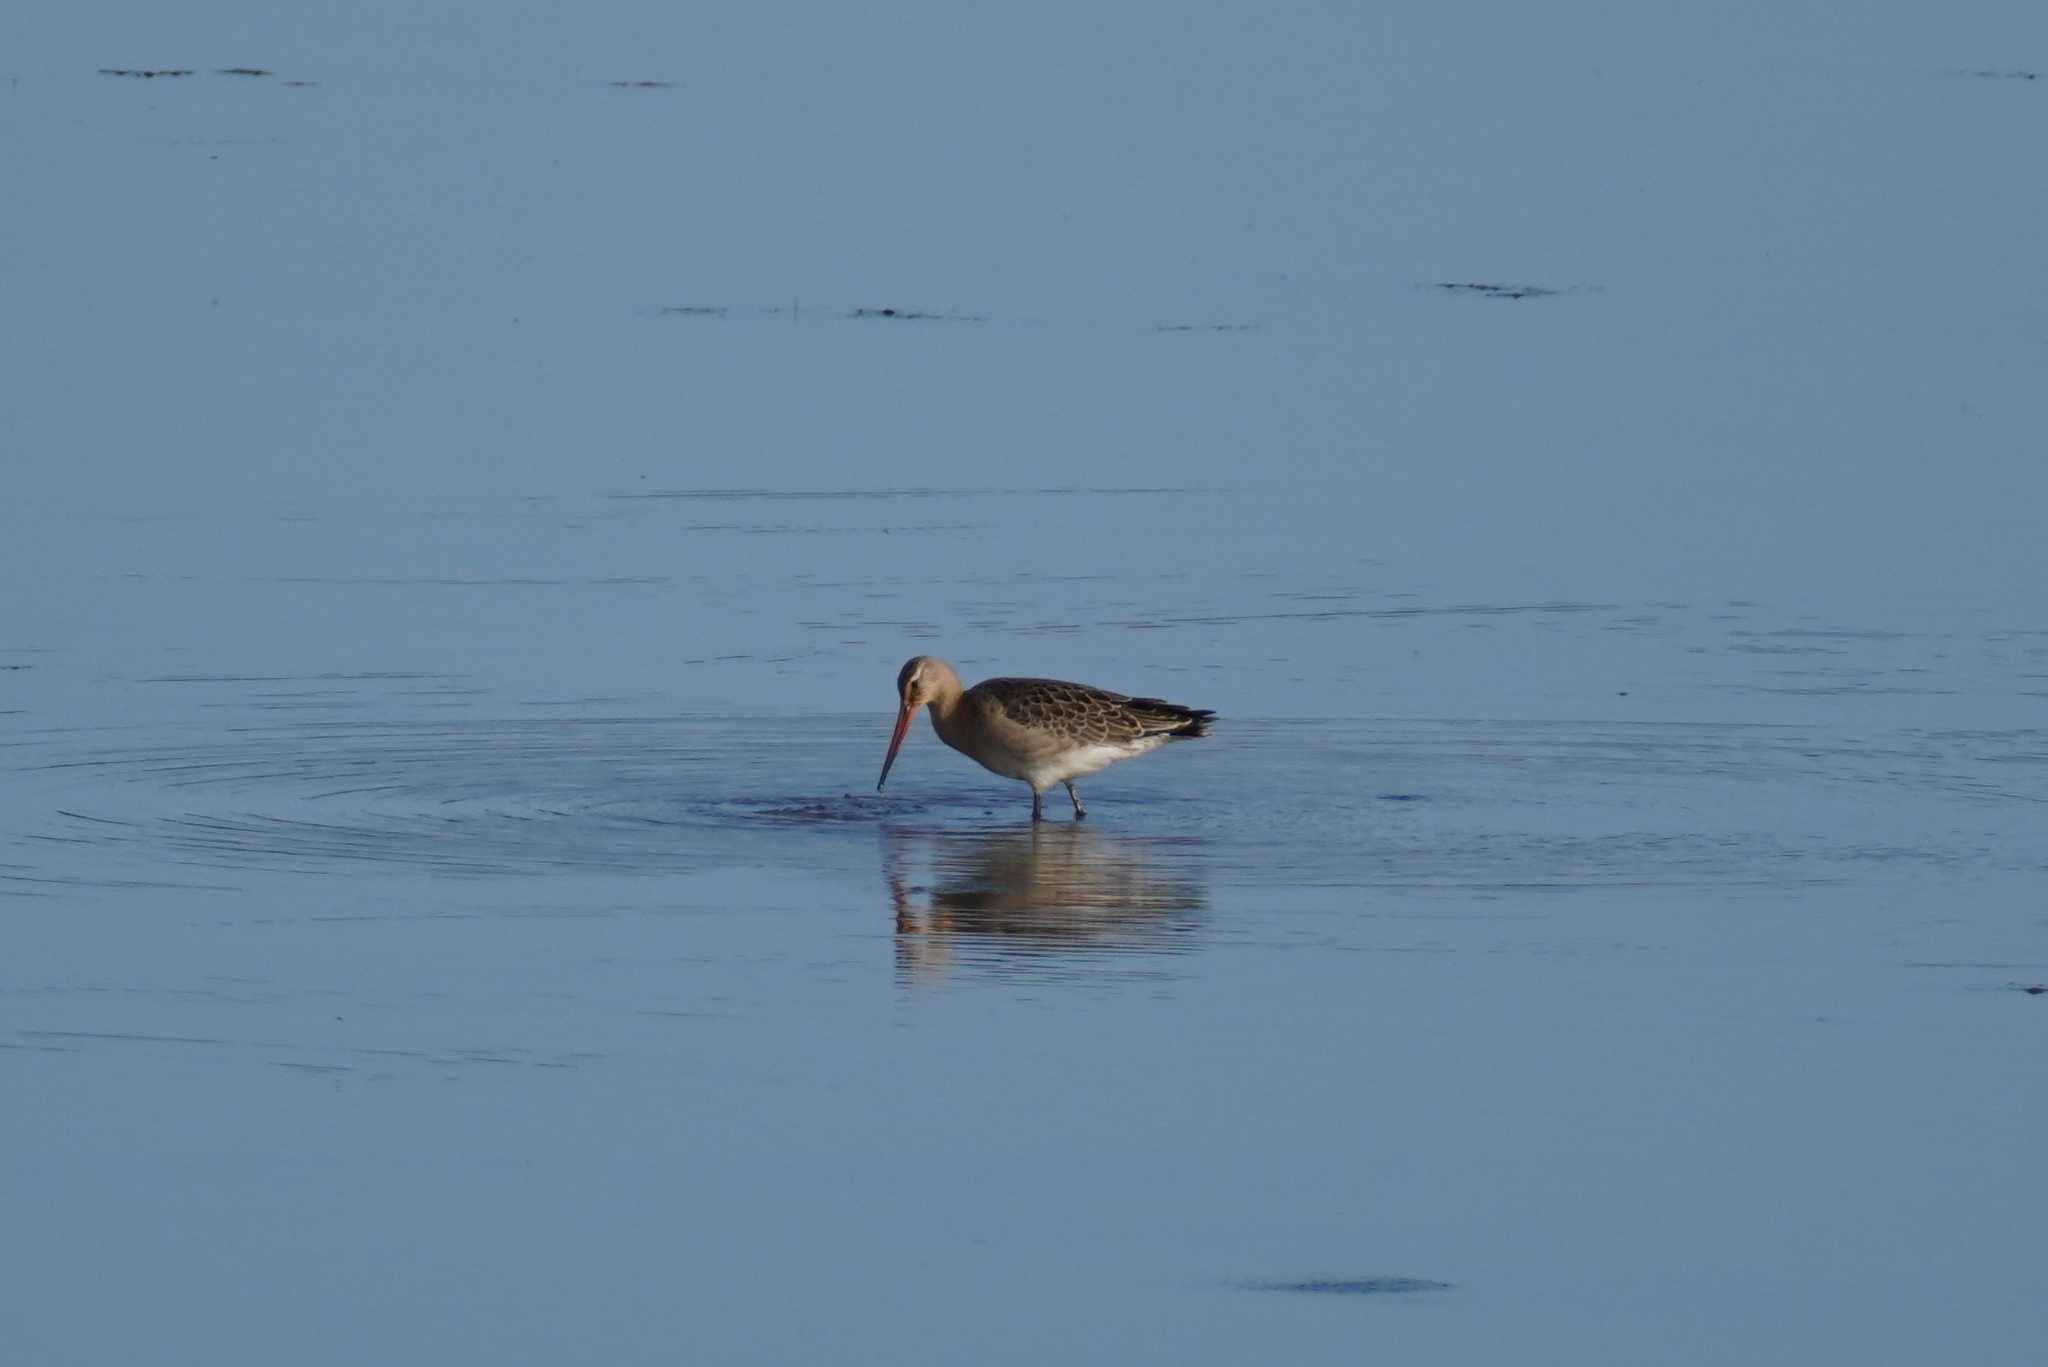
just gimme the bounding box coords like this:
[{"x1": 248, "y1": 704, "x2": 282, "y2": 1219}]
[{"x1": 882, "y1": 823, "x2": 1208, "y2": 987}]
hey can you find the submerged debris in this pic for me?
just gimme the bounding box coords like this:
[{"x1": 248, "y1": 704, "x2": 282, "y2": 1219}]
[
  {"x1": 847, "y1": 306, "x2": 987, "y2": 323},
  {"x1": 659, "y1": 303, "x2": 994, "y2": 323},
  {"x1": 1238, "y1": 1277, "x2": 1453, "y2": 1296},
  {"x1": 1433, "y1": 281, "x2": 1565, "y2": 301}
]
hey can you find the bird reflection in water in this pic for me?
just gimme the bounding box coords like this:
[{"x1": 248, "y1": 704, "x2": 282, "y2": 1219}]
[{"x1": 885, "y1": 825, "x2": 1207, "y2": 986}]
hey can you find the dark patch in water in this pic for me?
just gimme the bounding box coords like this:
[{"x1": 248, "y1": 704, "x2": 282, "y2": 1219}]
[
  {"x1": 1239, "y1": 1277, "x2": 1452, "y2": 1296},
  {"x1": 848, "y1": 307, "x2": 987, "y2": 323},
  {"x1": 661, "y1": 305, "x2": 729, "y2": 317},
  {"x1": 1955, "y1": 68, "x2": 2039, "y2": 81},
  {"x1": 216, "y1": 67, "x2": 272, "y2": 77},
  {"x1": 2015, "y1": 983, "x2": 2046, "y2": 996},
  {"x1": 1434, "y1": 281, "x2": 1564, "y2": 300},
  {"x1": 1377, "y1": 793, "x2": 1423, "y2": 802},
  {"x1": 1100, "y1": 600, "x2": 1616, "y2": 630},
  {"x1": 716, "y1": 796, "x2": 890, "y2": 826},
  {"x1": 1154, "y1": 323, "x2": 1258, "y2": 333},
  {"x1": 137, "y1": 671, "x2": 459, "y2": 684},
  {"x1": 606, "y1": 80, "x2": 674, "y2": 89},
  {"x1": 606, "y1": 487, "x2": 1201, "y2": 502},
  {"x1": 99, "y1": 68, "x2": 193, "y2": 79}
]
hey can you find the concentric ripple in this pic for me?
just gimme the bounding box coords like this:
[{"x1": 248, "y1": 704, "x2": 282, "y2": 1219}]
[
  {"x1": 5, "y1": 715, "x2": 2043, "y2": 891},
  {"x1": 11, "y1": 716, "x2": 898, "y2": 880}
]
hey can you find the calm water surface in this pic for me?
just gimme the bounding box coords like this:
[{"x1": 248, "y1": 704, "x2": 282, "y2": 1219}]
[
  {"x1": 8, "y1": 7, "x2": 2048, "y2": 1360},
  {"x1": 6, "y1": 586, "x2": 2044, "y2": 1363}
]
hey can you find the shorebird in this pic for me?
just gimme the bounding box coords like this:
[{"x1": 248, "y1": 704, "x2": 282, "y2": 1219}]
[{"x1": 875, "y1": 656, "x2": 1215, "y2": 820}]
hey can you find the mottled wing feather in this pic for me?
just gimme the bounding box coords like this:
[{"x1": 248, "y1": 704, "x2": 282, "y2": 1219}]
[
  {"x1": 971, "y1": 678, "x2": 1214, "y2": 744},
  {"x1": 1122, "y1": 697, "x2": 1217, "y2": 737}
]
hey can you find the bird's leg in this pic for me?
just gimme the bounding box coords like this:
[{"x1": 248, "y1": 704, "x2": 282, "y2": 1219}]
[
  {"x1": 1031, "y1": 789, "x2": 1044, "y2": 822},
  {"x1": 1064, "y1": 782, "x2": 1087, "y2": 820}
]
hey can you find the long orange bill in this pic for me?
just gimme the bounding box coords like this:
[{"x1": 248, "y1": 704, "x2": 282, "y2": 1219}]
[{"x1": 876, "y1": 701, "x2": 916, "y2": 791}]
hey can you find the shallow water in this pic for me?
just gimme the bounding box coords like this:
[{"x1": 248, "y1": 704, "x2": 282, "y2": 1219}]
[
  {"x1": 8, "y1": 4, "x2": 2048, "y2": 1363},
  {"x1": 7, "y1": 663, "x2": 2044, "y2": 1361}
]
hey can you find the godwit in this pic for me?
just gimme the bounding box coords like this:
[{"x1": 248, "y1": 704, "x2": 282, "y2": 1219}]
[{"x1": 874, "y1": 656, "x2": 1215, "y2": 820}]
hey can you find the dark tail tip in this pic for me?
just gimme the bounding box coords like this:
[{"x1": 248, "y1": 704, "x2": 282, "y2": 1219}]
[{"x1": 1130, "y1": 698, "x2": 1216, "y2": 738}]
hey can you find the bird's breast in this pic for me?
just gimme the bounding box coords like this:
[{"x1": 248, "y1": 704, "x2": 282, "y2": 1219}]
[{"x1": 929, "y1": 707, "x2": 1036, "y2": 781}]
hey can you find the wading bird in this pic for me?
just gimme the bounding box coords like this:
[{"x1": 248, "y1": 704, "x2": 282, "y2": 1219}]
[{"x1": 875, "y1": 656, "x2": 1214, "y2": 820}]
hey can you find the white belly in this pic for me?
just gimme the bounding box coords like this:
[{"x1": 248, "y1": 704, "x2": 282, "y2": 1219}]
[
  {"x1": 931, "y1": 713, "x2": 1167, "y2": 790},
  {"x1": 1031, "y1": 740, "x2": 1159, "y2": 787}
]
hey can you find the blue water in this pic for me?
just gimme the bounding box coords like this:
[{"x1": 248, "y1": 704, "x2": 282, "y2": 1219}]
[{"x1": 6, "y1": 4, "x2": 2047, "y2": 1363}]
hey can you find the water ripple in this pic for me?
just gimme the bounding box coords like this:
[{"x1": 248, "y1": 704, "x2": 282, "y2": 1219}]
[{"x1": 5, "y1": 716, "x2": 2042, "y2": 892}]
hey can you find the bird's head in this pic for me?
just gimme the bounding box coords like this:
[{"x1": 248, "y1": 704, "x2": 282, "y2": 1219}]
[{"x1": 877, "y1": 656, "x2": 960, "y2": 791}]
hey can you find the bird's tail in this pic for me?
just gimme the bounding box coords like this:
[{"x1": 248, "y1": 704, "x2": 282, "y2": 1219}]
[{"x1": 1128, "y1": 699, "x2": 1216, "y2": 739}]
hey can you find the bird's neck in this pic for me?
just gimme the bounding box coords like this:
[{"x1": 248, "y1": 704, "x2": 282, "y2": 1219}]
[{"x1": 926, "y1": 682, "x2": 965, "y2": 724}]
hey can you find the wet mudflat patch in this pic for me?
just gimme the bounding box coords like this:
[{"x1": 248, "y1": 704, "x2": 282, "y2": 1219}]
[
  {"x1": 1431, "y1": 281, "x2": 1585, "y2": 301},
  {"x1": 1238, "y1": 1277, "x2": 1453, "y2": 1296},
  {"x1": 96, "y1": 65, "x2": 310, "y2": 83},
  {"x1": 651, "y1": 304, "x2": 1275, "y2": 330},
  {"x1": 847, "y1": 306, "x2": 988, "y2": 322}
]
